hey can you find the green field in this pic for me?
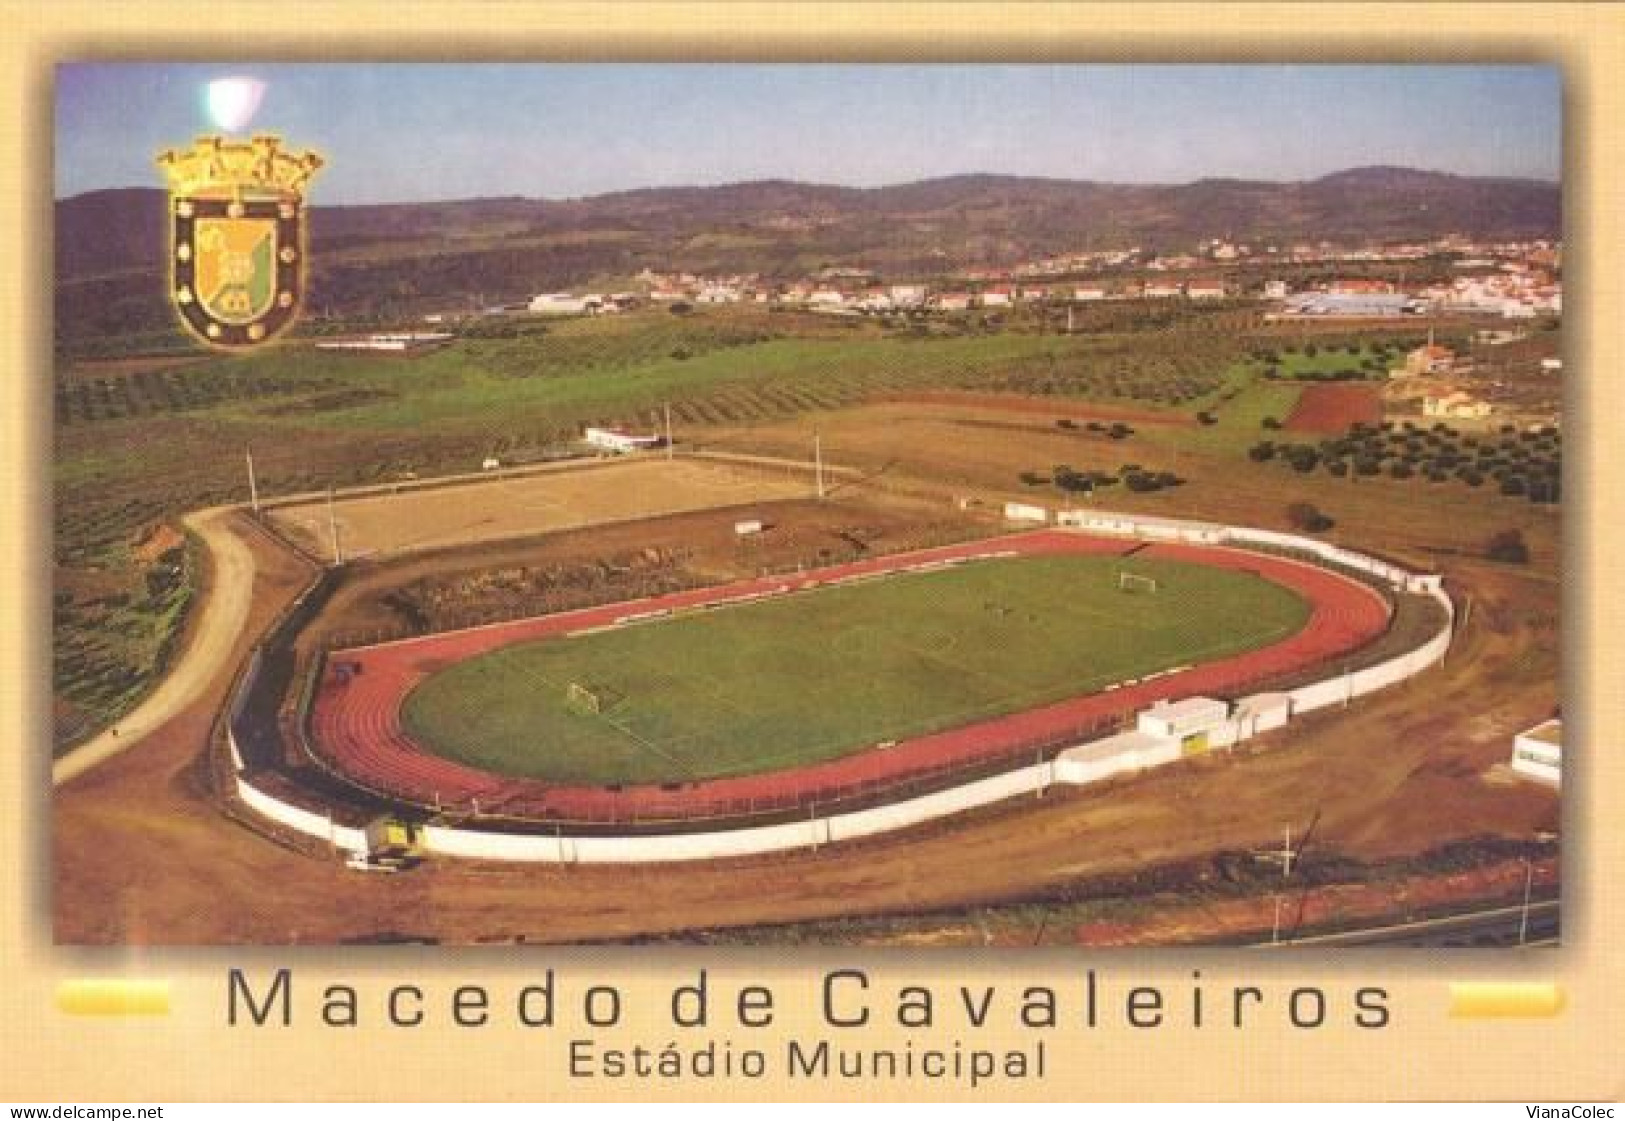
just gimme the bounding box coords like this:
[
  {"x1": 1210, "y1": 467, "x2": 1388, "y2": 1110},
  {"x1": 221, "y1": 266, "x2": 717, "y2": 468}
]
[{"x1": 400, "y1": 553, "x2": 1310, "y2": 784}]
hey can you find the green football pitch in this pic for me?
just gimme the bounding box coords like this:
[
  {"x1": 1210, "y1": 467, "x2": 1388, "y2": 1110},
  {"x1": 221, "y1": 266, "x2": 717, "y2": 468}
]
[{"x1": 400, "y1": 553, "x2": 1310, "y2": 785}]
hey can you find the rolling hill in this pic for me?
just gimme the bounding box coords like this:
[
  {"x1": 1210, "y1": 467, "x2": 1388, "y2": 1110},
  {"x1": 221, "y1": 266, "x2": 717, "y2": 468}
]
[{"x1": 54, "y1": 168, "x2": 1560, "y2": 342}]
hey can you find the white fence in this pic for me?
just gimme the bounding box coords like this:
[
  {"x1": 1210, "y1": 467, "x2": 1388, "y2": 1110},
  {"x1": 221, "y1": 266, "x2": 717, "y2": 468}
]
[
  {"x1": 226, "y1": 509, "x2": 1454, "y2": 865},
  {"x1": 421, "y1": 763, "x2": 1053, "y2": 863},
  {"x1": 1003, "y1": 501, "x2": 1050, "y2": 524},
  {"x1": 235, "y1": 764, "x2": 370, "y2": 853}
]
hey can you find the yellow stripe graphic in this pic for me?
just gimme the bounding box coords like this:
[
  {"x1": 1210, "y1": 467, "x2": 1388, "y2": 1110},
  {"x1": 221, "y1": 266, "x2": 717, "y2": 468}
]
[
  {"x1": 1448, "y1": 982, "x2": 1565, "y2": 1019},
  {"x1": 56, "y1": 979, "x2": 171, "y2": 1017}
]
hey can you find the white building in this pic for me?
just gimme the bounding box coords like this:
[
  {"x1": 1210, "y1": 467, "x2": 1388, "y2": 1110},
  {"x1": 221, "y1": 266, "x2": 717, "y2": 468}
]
[
  {"x1": 1137, "y1": 697, "x2": 1231, "y2": 753},
  {"x1": 1423, "y1": 391, "x2": 1495, "y2": 420},
  {"x1": 584, "y1": 426, "x2": 662, "y2": 454},
  {"x1": 314, "y1": 332, "x2": 454, "y2": 352},
  {"x1": 1510, "y1": 719, "x2": 1561, "y2": 786},
  {"x1": 529, "y1": 292, "x2": 601, "y2": 315}
]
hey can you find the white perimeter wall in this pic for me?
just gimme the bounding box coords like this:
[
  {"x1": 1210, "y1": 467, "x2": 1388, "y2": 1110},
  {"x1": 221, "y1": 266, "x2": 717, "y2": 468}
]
[
  {"x1": 235, "y1": 766, "x2": 370, "y2": 853},
  {"x1": 1003, "y1": 501, "x2": 1049, "y2": 524},
  {"x1": 229, "y1": 508, "x2": 1455, "y2": 864}
]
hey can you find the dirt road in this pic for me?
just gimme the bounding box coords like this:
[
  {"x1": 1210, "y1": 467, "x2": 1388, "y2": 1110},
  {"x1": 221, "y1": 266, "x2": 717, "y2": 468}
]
[{"x1": 50, "y1": 506, "x2": 256, "y2": 787}]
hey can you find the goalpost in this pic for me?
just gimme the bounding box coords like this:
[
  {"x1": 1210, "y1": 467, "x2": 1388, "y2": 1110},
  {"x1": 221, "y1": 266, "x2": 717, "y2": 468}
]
[{"x1": 1117, "y1": 571, "x2": 1160, "y2": 594}]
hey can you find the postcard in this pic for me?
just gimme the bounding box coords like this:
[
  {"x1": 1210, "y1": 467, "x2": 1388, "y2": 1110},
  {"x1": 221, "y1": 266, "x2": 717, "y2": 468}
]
[{"x1": 8, "y1": 11, "x2": 1616, "y2": 1102}]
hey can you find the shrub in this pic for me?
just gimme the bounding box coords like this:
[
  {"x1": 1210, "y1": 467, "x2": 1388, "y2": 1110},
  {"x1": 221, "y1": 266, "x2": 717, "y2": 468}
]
[
  {"x1": 1526, "y1": 477, "x2": 1558, "y2": 504},
  {"x1": 1286, "y1": 501, "x2": 1334, "y2": 533},
  {"x1": 1485, "y1": 529, "x2": 1530, "y2": 564}
]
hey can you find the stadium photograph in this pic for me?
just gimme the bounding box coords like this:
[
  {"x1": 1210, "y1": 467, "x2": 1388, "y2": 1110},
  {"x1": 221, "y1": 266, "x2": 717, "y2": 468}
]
[{"x1": 50, "y1": 63, "x2": 1561, "y2": 946}]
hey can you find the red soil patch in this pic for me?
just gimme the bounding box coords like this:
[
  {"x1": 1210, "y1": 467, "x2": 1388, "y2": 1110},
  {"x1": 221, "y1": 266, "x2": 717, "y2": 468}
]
[
  {"x1": 308, "y1": 530, "x2": 1391, "y2": 823},
  {"x1": 889, "y1": 390, "x2": 1198, "y2": 427},
  {"x1": 131, "y1": 523, "x2": 185, "y2": 563},
  {"x1": 1286, "y1": 384, "x2": 1383, "y2": 434}
]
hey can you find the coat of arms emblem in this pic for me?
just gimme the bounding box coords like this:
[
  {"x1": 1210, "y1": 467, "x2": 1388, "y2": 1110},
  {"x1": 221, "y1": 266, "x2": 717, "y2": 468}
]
[{"x1": 156, "y1": 135, "x2": 323, "y2": 347}]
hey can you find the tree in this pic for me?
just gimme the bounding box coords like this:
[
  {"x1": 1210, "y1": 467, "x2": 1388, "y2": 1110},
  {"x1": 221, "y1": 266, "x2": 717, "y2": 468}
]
[
  {"x1": 1286, "y1": 501, "x2": 1334, "y2": 533},
  {"x1": 1485, "y1": 529, "x2": 1530, "y2": 564}
]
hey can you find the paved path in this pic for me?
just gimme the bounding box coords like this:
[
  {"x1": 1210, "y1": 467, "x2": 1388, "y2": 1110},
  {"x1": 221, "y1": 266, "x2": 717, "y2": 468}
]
[{"x1": 52, "y1": 507, "x2": 257, "y2": 787}]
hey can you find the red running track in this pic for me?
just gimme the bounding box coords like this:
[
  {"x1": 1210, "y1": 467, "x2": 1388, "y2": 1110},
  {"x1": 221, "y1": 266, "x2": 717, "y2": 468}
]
[{"x1": 307, "y1": 530, "x2": 1392, "y2": 820}]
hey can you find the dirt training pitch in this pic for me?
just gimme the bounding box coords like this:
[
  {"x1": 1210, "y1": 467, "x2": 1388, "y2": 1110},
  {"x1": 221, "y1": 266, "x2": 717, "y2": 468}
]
[
  {"x1": 309, "y1": 530, "x2": 1391, "y2": 822},
  {"x1": 266, "y1": 456, "x2": 814, "y2": 560}
]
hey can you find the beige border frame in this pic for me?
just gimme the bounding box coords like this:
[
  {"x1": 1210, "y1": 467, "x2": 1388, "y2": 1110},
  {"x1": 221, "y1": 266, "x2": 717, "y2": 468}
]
[{"x1": 5, "y1": 3, "x2": 1617, "y2": 1102}]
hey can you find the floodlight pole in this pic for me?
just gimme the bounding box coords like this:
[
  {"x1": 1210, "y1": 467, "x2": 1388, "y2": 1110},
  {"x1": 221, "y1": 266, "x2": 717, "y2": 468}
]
[
  {"x1": 326, "y1": 487, "x2": 343, "y2": 566},
  {"x1": 1281, "y1": 825, "x2": 1293, "y2": 880},
  {"x1": 814, "y1": 430, "x2": 826, "y2": 499},
  {"x1": 1519, "y1": 858, "x2": 1534, "y2": 946},
  {"x1": 245, "y1": 447, "x2": 260, "y2": 516},
  {"x1": 664, "y1": 402, "x2": 674, "y2": 460},
  {"x1": 1272, "y1": 895, "x2": 1283, "y2": 944}
]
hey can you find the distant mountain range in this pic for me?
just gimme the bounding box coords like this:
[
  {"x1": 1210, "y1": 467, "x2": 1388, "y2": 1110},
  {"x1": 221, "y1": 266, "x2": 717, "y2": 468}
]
[{"x1": 54, "y1": 168, "x2": 1560, "y2": 341}]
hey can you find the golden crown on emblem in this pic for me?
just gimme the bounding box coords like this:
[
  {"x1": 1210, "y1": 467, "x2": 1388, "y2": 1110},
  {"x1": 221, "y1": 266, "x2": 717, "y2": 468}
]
[{"x1": 156, "y1": 134, "x2": 323, "y2": 198}]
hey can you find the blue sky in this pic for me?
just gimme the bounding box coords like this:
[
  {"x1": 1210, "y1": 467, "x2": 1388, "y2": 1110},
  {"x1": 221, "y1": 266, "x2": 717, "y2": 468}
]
[{"x1": 55, "y1": 64, "x2": 1561, "y2": 205}]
